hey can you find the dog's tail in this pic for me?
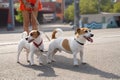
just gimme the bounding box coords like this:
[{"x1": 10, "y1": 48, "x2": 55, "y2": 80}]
[
  {"x1": 52, "y1": 28, "x2": 63, "y2": 39},
  {"x1": 21, "y1": 31, "x2": 28, "y2": 39}
]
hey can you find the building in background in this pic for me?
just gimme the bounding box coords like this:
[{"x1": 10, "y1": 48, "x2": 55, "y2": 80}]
[{"x1": 112, "y1": 0, "x2": 120, "y2": 2}]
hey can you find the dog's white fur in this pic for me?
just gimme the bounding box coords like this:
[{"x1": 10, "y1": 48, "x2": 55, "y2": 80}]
[
  {"x1": 17, "y1": 30, "x2": 44, "y2": 65},
  {"x1": 47, "y1": 28, "x2": 94, "y2": 66}
]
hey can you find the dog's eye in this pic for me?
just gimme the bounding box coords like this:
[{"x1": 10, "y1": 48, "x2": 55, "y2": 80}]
[
  {"x1": 85, "y1": 30, "x2": 88, "y2": 33},
  {"x1": 89, "y1": 30, "x2": 91, "y2": 32},
  {"x1": 30, "y1": 33, "x2": 33, "y2": 36}
]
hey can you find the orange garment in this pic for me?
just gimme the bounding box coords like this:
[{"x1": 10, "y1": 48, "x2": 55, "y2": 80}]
[{"x1": 19, "y1": 0, "x2": 42, "y2": 11}]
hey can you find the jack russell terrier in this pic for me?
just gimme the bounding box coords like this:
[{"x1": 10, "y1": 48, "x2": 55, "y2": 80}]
[
  {"x1": 17, "y1": 30, "x2": 44, "y2": 65},
  {"x1": 47, "y1": 28, "x2": 94, "y2": 66}
]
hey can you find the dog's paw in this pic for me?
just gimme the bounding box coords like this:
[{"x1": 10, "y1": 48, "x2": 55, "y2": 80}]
[
  {"x1": 52, "y1": 60, "x2": 56, "y2": 62},
  {"x1": 73, "y1": 62, "x2": 79, "y2": 66},
  {"x1": 47, "y1": 59, "x2": 52, "y2": 64},
  {"x1": 47, "y1": 61, "x2": 52, "y2": 64},
  {"x1": 27, "y1": 60, "x2": 30, "y2": 63},
  {"x1": 29, "y1": 62, "x2": 35, "y2": 66},
  {"x1": 39, "y1": 63, "x2": 43, "y2": 65},
  {"x1": 73, "y1": 64, "x2": 79, "y2": 67},
  {"x1": 17, "y1": 61, "x2": 20, "y2": 63},
  {"x1": 31, "y1": 64, "x2": 36, "y2": 66},
  {"x1": 82, "y1": 62, "x2": 87, "y2": 65}
]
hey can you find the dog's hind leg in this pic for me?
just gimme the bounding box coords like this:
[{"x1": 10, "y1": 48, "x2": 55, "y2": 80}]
[
  {"x1": 47, "y1": 51, "x2": 52, "y2": 64},
  {"x1": 47, "y1": 49, "x2": 55, "y2": 64},
  {"x1": 51, "y1": 49, "x2": 57, "y2": 62}
]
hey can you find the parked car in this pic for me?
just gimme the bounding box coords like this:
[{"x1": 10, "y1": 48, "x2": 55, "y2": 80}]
[{"x1": 43, "y1": 14, "x2": 54, "y2": 23}]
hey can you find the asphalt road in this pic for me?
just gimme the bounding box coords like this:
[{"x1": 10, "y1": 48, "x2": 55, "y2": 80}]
[{"x1": 0, "y1": 27, "x2": 120, "y2": 80}]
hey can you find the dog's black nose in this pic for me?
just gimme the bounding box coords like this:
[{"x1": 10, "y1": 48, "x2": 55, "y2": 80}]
[
  {"x1": 40, "y1": 50, "x2": 44, "y2": 52},
  {"x1": 91, "y1": 34, "x2": 94, "y2": 37},
  {"x1": 25, "y1": 38, "x2": 28, "y2": 40}
]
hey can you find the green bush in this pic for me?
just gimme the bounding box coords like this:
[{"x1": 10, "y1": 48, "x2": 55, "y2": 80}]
[
  {"x1": 113, "y1": 2, "x2": 120, "y2": 12},
  {"x1": 64, "y1": 4, "x2": 74, "y2": 21},
  {"x1": 14, "y1": 3, "x2": 23, "y2": 23}
]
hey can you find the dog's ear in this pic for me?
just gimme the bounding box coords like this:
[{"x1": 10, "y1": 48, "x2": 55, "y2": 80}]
[{"x1": 75, "y1": 28, "x2": 81, "y2": 34}]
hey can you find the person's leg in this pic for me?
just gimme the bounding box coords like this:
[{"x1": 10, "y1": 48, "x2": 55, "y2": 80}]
[
  {"x1": 31, "y1": 11, "x2": 38, "y2": 30},
  {"x1": 22, "y1": 11, "x2": 30, "y2": 34}
]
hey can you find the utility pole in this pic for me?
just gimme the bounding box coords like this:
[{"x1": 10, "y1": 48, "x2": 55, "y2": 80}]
[
  {"x1": 98, "y1": 0, "x2": 101, "y2": 14},
  {"x1": 7, "y1": 0, "x2": 15, "y2": 30},
  {"x1": 74, "y1": 0, "x2": 80, "y2": 30},
  {"x1": 62, "y1": 0, "x2": 65, "y2": 22}
]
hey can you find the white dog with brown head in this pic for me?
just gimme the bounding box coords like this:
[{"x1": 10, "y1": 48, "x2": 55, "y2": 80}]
[
  {"x1": 17, "y1": 30, "x2": 44, "y2": 65},
  {"x1": 47, "y1": 28, "x2": 94, "y2": 66}
]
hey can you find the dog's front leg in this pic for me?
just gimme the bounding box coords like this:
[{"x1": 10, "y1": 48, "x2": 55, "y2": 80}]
[
  {"x1": 73, "y1": 52, "x2": 79, "y2": 66},
  {"x1": 80, "y1": 50, "x2": 83, "y2": 64},
  {"x1": 30, "y1": 52, "x2": 34, "y2": 65},
  {"x1": 80, "y1": 50, "x2": 86, "y2": 65}
]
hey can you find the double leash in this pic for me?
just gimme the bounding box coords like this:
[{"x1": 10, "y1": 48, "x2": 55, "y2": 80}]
[
  {"x1": 28, "y1": 3, "x2": 49, "y2": 53},
  {"x1": 30, "y1": 3, "x2": 51, "y2": 41}
]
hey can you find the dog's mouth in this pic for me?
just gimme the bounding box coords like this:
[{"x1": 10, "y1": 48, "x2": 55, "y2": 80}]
[
  {"x1": 84, "y1": 36, "x2": 93, "y2": 42},
  {"x1": 28, "y1": 39, "x2": 34, "y2": 43}
]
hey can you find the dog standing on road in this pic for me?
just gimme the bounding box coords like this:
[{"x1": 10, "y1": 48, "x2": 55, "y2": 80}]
[
  {"x1": 47, "y1": 28, "x2": 94, "y2": 66},
  {"x1": 17, "y1": 30, "x2": 44, "y2": 65}
]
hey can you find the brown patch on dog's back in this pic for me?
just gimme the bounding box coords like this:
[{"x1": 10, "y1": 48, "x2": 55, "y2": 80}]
[{"x1": 62, "y1": 39, "x2": 71, "y2": 51}]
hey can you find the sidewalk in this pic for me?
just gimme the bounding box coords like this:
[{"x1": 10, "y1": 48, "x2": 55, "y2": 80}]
[
  {"x1": 0, "y1": 23, "x2": 73, "y2": 33},
  {"x1": 0, "y1": 24, "x2": 120, "y2": 45}
]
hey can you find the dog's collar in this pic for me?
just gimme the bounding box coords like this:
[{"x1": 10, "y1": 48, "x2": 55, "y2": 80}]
[
  {"x1": 74, "y1": 38, "x2": 84, "y2": 45},
  {"x1": 33, "y1": 39, "x2": 43, "y2": 48}
]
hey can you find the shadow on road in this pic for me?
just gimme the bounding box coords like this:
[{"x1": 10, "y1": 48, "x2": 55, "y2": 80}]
[
  {"x1": 19, "y1": 63, "x2": 58, "y2": 77},
  {"x1": 18, "y1": 55, "x2": 120, "y2": 79},
  {"x1": 51, "y1": 55, "x2": 120, "y2": 79}
]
